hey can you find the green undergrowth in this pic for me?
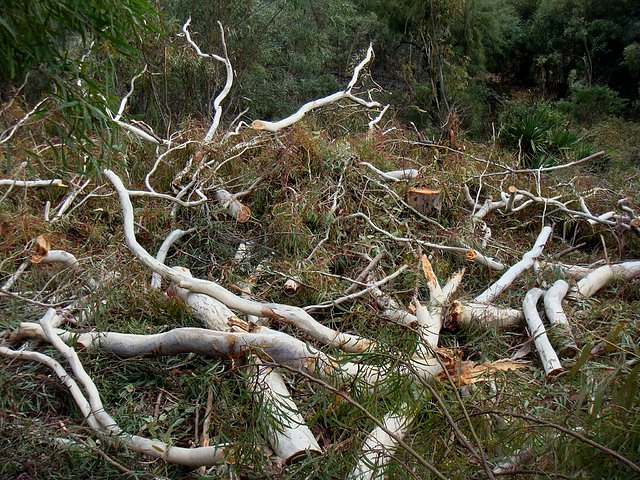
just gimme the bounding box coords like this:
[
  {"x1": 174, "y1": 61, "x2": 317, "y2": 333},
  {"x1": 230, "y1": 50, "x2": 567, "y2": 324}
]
[{"x1": 1, "y1": 114, "x2": 640, "y2": 478}]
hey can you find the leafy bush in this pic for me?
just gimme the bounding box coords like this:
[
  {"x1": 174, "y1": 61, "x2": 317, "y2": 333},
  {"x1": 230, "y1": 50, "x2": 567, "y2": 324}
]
[
  {"x1": 567, "y1": 82, "x2": 627, "y2": 123},
  {"x1": 498, "y1": 100, "x2": 600, "y2": 167},
  {"x1": 0, "y1": 0, "x2": 160, "y2": 173}
]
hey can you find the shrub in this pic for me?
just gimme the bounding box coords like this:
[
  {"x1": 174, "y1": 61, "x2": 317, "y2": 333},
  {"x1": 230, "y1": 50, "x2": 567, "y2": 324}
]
[
  {"x1": 567, "y1": 82, "x2": 626, "y2": 123},
  {"x1": 498, "y1": 100, "x2": 600, "y2": 167}
]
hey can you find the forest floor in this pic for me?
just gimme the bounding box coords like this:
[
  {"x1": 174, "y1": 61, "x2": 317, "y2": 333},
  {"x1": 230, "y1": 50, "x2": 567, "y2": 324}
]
[{"x1": 1, "y1": 97, "x2": 640, "y2": 479}]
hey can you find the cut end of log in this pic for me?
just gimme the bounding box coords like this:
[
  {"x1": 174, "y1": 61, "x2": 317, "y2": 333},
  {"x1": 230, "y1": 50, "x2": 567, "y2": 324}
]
[
  {"x1": 251, "y1": 120, "x2": 266, "y2": 130},
  {"x1": 406, "y1": 187, "x2": 442, "y2": 215},
  {"x1": 465, "y1": 250, "x2": 476, "y2": 261},
  {"x1": 283, "y1": 278, "x2": 300, "y2": 295},
  {"x1": 546, "y1": 366, "x2": 564, "y2": 377},
  {"x1": 31, "y1": 235, "x2": 51, "y2": 264},
  {"x1": 284, "y1": 447, "x2": 323, "y2": 465},
  {"x1": 444, "y1": 300, "x2": 464, "y2": 332},
  {"x1": 235, "y1": 206, "x2": 251, "y2": 223},
  {"x1": 507, "y1": 185, "x2": 517, "y2": 194},
  {"x1": 631, "y1": 218, "x2": 640, "y2": 228}
]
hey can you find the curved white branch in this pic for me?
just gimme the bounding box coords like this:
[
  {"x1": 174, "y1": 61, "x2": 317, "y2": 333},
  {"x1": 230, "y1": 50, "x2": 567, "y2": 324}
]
[
  {"x1": 249, "y1": 361, "x2": 322, "y2": 462},
  {"x1": 475, "y1": 226, "x2": 552, "y2": 304},
  {"x1": 37, "y1": 250, "x2": 80, "y2": 270},
  {"x1": 104, "y1": 169, "x2": 372, "y2": 353},
  {"x1": 181, "y1": 19, "x2": 233, "y2": 142},
  {"x1": 150, "y1": 229, "x2": 195, "y2": 289},
  {"x1": 1, "y1": 310, "x2": 229, "y2": 468},
  {"x1": 127, "y1": 188, "x2": 208, "y2": 207},
  {"x1": 350, "y1": 410, "x2": 411, "y2": 480},
  {"x1": 348, "y1": 212, "x2": 504, "y2": 271},
  {"x1": 16, "y1": 323, "x2": 383, "y2": 386},
  {"x1": 569, "y1": 260, "x2": 640, "y2": 300},
  {"x1": 543, "y1": 280, "x2": 578, "y2": 357},
  {"x1": 523, "y1": 289, "x2": 562, "y2": 376},
  {"x1": 359, "y1": 162, "x2": 419, "y2": 182},
  {"x1": 252, "y1": 45, "x2": 381, "y2": 132}
]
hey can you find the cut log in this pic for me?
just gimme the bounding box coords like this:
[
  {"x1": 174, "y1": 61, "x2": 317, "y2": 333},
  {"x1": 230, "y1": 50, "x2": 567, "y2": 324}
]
[
  {"x1": 569, "y1": 260, "x2": 640, "y2": 300},
  {"x1": 543, "y1": 280, "x2": 578, "y2": 357},
  {"x1": 523, "y1": 288, "x2": 562, "y2": 376},
  {"x1": 215, "y1": 189, "x2": 251, "y2": 222},
  {"x1": 406, "y1": 187, "x2": 442, "y2": 215},
  {"x1": 444, "y1": 300, "x2": 523, "y2": 331}
]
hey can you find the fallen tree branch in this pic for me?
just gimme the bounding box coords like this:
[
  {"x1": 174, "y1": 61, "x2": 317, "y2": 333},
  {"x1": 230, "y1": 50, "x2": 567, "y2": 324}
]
[
  {"x1": 14, "y1": 322, "x2": 384, "y2": 387},
  {"x1": 0, "y1": 178, "x2": 65, "y2": 188},
  {"x1": 569, "y1": 260, "x2": 640, "y2": 300},
  {"x1": 104, "y1": 169, "x2": 372, "y2": 352},
  {"x1": 543, "y1": 280, "x2": 578, "y2": 357},
  {"x1": 182, "y1": 18, "x2": 233, "y2": 142},
  {"x1": 251, "y1": 44, "x2": 382, "y2": 132},
  {"x1": 475, "y1": 226, "x2": 552, "y2": 304},
  {"x1": 248, "y1": 360, "x2": 322, "y2": 462},
  {"x1": 1, "y1": 311, "x2": 229, "y2": 468},
  {"x1": 347, "y1": 212, "x2": 504, "y2": 271},
  {"x1": 523, "y1": 288, "x2": 562, "y2": 376},
  {"x1": 151, "y1": 229, "x2": 196, "y2": 289}
]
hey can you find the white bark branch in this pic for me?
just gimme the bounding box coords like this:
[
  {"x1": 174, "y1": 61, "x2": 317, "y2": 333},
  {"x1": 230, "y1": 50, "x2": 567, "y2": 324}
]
[
  {"x1": 347, "y1": 212, "x2": 504, "y2": 271},
  {"x1": 215, "y1": 189, "x2": 251, "y2": 222},
  {"x1": 543, "y1": 280, "x2": 578, "y2": 357},
  {"x1": 444, "y1": 300, "x2": 523, "y2": 331},
  {"x1": 248, "y1": 361, "x2": 322, "y2": 462},
  {"x1": 359, "y1": 162, "x2": 419, "y2": 182},
  {"x1": 569, "y1": 260, "x2": 640, "y2": 300},
  {"x1": 15, "y1": 323, "x2": 383, "y2": 386},
  {"x1": 475, "y1": 226, "x2": 552, "y2": 304},
  {"x1": 181, "y1": 19, "x2": 234, "y2": 142},
  {"x1": 151, "y1": 229, "x2": 196, "y2": 289},
  {"x1": 2, "y1": 310, "x2": 229, "y2": 468},
  {"x1": 0, "y1": 179, "x2": 65, "y2": 188},
  {"x1": 523, "y1": 289, "x2": 562, "y2": 376},
  {"x1": 251, "y1": 45, "x2": 381, "y2": 132},
  {"x1": 104, "y1": 169, "x2": 372, "y2": 353}
]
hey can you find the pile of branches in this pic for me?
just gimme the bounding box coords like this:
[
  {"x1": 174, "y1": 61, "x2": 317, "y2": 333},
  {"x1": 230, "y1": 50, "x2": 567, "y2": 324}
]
[{"x1": 2, "y1": 19, "x2": 640, "y2": 479}]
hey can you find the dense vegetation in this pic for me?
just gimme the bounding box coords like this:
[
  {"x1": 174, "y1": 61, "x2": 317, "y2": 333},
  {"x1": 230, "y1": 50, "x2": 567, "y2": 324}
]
[{"x1": 1, "y1": 1, "x2": 639, "y2": 479}]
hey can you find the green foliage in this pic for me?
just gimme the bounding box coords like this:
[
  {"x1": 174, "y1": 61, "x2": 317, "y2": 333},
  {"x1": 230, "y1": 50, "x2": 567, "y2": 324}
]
[
  {"x1": 567, "y1": 82, "x2": 627, "y2": 123},
  {"x1": 498, "y1": 100, "x2": 603, "y2": 167},
  {"x1": 0, "y1": 0, "x2": 159, "y2": 174},
  {"x1": 142, "y1": 0, "x2": 381, "y2": 124}
]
